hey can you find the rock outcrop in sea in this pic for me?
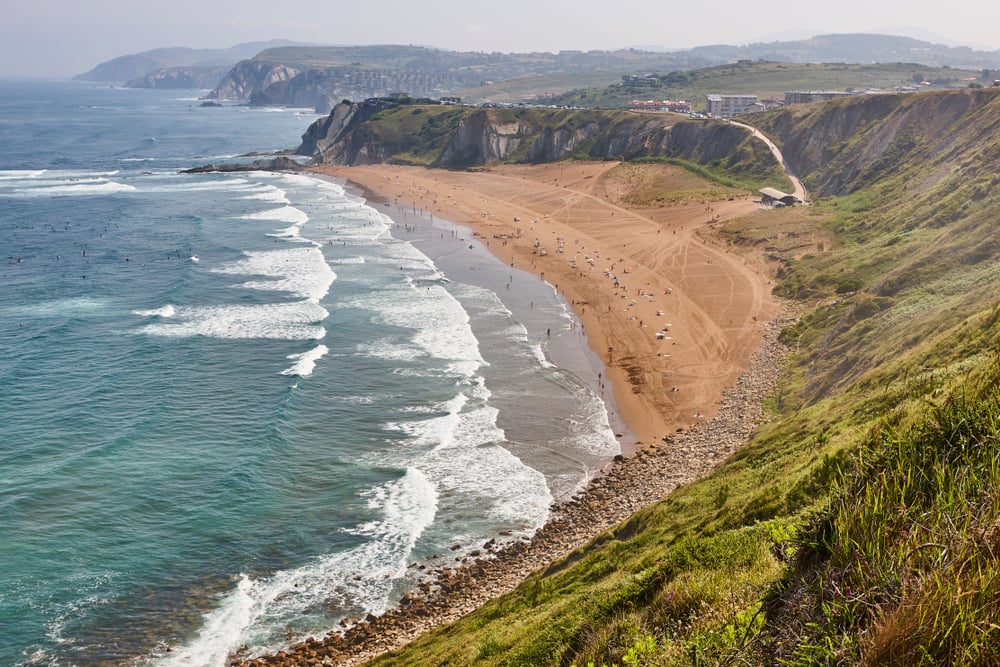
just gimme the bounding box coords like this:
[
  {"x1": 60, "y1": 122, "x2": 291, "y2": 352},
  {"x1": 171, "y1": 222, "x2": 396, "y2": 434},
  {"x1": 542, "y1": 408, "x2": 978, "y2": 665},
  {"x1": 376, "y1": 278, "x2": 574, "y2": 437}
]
[{"x1": 180, "y1": 156, "x2": 307, "y2": 174}]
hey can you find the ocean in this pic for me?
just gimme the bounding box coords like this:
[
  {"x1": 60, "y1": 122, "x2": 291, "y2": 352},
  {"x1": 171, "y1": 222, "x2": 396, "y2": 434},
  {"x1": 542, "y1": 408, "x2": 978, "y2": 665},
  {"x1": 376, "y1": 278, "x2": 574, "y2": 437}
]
[{"x1": 0, "y1": 81, "x2": 620, "y2": 665}]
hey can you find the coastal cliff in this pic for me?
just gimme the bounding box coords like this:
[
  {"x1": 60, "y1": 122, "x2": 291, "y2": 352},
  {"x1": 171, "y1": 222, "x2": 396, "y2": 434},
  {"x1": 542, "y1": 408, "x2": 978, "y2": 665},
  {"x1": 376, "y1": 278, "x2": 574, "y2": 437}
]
[
  {"x1": 296, "y1": 101, "x2": 782, "y2": 184},
  {"x1": 125, "y1": 66, "x2": 231, "y2": 90},
  {"x1": 755, "y1": 87, "x2": 1000, "y2": 197},
  {"x1": 205, "y1": 60, "x2": 302, "y2": 101}
]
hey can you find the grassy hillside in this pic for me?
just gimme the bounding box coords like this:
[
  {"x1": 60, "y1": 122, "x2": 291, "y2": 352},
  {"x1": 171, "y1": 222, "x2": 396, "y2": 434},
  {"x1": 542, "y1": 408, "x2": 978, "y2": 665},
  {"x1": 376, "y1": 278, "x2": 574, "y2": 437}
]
[
  {"x1": 232, "y1": 40, "x2": 1000, "y2": 105},
  {"x1": 542, "y1": 61, "x2": 980, "y2": 110},
  {"x1": 363, "y1": 89, "x2": 1000, "y2": 665}
]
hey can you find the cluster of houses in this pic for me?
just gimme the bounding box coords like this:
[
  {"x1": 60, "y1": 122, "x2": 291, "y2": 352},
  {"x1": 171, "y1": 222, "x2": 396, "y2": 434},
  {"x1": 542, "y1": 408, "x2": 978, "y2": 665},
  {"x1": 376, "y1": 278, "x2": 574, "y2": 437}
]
[
  {"x1": 630, "y1": 84, "x2": 957, "y2": 119},
  {"x1": 630, "y1": 90, "x2": 858, "y2": 118}
]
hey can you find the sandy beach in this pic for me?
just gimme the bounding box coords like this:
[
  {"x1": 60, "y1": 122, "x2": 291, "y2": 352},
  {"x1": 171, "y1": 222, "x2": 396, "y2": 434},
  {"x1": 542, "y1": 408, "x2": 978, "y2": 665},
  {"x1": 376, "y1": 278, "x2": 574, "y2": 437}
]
[
  {"x1": 230, "y1": 161, "x2": 787, "y2": 666},
  {"x1": 311, "y1": 162, "x2": 780, "y2": 445}
]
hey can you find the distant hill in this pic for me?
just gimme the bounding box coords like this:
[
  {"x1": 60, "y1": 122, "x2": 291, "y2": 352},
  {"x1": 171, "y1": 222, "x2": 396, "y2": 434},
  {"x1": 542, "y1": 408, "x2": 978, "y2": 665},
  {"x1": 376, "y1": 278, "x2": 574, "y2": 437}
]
[
  {"x1": 77, "y1": 34, "x2": 1000, "y2": 108},
  {"x1": 124, "y1": 66, "x2": 233, "y2": 90},
  {"x1": 202, "y1": 35, "x2": 1000, "y2": 112},
  {"x1": 687, "y1": 32, "x2": 1000, "y2": 68},
  {"x1": 72, "y1": 40, "x2": 310, "y2": 83},
  {"x1": 203, "y1": 45, "x2": 713, "y2": 112}
]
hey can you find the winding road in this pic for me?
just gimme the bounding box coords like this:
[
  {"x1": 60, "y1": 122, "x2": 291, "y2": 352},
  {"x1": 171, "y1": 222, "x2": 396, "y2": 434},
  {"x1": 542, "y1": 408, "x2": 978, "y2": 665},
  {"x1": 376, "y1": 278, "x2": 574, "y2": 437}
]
[{"x1": 729, "y1": 120, "x2": 807, "y2": 202}]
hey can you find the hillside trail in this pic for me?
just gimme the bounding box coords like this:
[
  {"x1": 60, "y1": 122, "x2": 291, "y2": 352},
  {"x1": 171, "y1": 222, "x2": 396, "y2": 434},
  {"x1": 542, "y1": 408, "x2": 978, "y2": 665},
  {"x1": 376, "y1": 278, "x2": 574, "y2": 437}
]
[
  {"x1": 317, "y1": 162, "x2": 781, "y2": 443},
  {"x1": 729, "y1": 120, "x2": 807, "y2": 201}
]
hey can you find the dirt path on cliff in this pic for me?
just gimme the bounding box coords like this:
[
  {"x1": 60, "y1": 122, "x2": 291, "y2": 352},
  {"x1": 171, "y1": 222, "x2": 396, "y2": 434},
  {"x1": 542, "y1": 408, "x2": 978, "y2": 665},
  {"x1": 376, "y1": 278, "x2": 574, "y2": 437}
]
[{"x1": 729, "y1": 120, "x2": 807, "y2": 201}]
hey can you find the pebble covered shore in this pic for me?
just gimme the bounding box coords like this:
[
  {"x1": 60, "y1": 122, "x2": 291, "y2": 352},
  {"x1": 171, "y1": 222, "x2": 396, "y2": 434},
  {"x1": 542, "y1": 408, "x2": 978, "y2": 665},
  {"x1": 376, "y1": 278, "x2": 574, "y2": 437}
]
[{"x1": 232, "y1": 315, "x2": 792, "y2": 667}]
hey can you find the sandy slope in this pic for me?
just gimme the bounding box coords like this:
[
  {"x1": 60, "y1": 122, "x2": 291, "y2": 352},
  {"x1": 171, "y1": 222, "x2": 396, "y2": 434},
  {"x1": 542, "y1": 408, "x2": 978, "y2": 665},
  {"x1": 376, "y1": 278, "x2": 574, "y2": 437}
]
[{"x1": 311, "y1": 162, "x2": 781, "y2": 445}]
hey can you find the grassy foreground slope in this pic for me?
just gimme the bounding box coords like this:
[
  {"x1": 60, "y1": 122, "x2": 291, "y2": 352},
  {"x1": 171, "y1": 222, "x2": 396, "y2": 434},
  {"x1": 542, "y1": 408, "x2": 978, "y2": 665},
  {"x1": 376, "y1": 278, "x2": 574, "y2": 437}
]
[{"x1": 367, "y1": 88, "x2": 1000, "y2": 665}]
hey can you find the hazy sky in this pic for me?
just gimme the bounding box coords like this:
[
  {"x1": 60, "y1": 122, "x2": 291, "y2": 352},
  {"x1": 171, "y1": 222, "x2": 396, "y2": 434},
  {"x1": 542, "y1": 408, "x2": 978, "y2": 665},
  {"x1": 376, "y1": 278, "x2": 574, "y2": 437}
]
[{"x1": 4, "y1": 0, "x2": 1000, "y2": 78}]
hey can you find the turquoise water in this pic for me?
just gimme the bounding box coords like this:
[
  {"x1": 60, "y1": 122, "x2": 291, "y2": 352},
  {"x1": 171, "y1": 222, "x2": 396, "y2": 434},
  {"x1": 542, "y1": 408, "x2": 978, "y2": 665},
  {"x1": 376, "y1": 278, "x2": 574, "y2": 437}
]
[{"x1": 0, "y1": 81, "x2": 618, "y2": 665}]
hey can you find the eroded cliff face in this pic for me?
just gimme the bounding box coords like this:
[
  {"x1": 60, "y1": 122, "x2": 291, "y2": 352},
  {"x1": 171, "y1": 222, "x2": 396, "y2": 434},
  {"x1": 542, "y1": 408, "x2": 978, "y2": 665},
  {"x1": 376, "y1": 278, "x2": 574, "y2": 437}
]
[
  {"x1": 125, "y1": 66, "x2": 230, "y2": 90},
  {"x1": 206, "y1": 61, "x2": 301, "y2": 101},
  {"x1": 297, "y1": 101, "x2": 399, "y2": 163},
  {"x1": 758, "y1": 88, "x2": 1000, "y2": 197},
  {"x1": 249, "y1": 70, "x2": 343, "y2": 113},
  {"x1": 435, "y1": 111, "x2": 535, "y2": 166},
  {"x1": 297, "y1": 102, "x2": 770, "y2": 173}
]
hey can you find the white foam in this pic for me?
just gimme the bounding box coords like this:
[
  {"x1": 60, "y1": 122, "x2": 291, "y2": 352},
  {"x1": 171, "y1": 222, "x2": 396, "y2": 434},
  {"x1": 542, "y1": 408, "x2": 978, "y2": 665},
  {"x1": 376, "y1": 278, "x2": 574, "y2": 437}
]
[
  {"x1": 356, "y1": 338, "x2": 423, "y2": 362},
  {"x1": 241, "y1": 186, "x2": 290, "y2": 204},
  {"x1": 320, "y1": 221, "x2": 489, "y2": 379},
  {"x1": 330, "y1": 257, "x2": 365, "y2": 265},
  {"x1": 348, "y1": 267, "x2": 484, "y2": 377},
  {"x1": 10, "y1": 180, "x2": 137, "y2": 197},
  {"x1": 1, "y1": 176, "x2": 108, "y2": 188},
  {"x1": 266, "y1": 225, "x2": 302, "y2": 240},
  {"x1": 139, "y1": 179, "x2": 258, "y2": 194},
  {"x1": 0, "y1": 169, "x2": 46, "y2": 180},
  {"x1": 134, "y1": 304, "x2": 176, "y2": 318},
  {"x1": 6, "y1": 297, "x2": 106, "y2": 317},
  {"x1": 151, "y1": 574, "x2": 255, "y2": 667},
  {"x1": 277, "y1": 173, "x2": 340, "y2": 191},
  {"x1": 530, "y1": 342, "x2": 557, "y2": 369},
  {"x1": 38, "y1": 169, "x2": 118, "y2": 179},
  {"x1": 136, "y1": 302, "x2": 328, "y2": 340},
  {"x1": 383, "y1": 384, "x2": 553, "y2": 528},
  {"x1": 281, "y1": 345, "x2": 329, "y2": 377},
  {"x1": 152, "y1": 468, "x2": 438, "y2": 666},
  {"x1": 212, "y1": 248, "x2": 336, "y2": 303},
  {"x1": 239, "y1": 206, "x2": 309, "y2": 225},
  {"x1": 568, "y1": 391, "x2": 621, "y2": 458}
]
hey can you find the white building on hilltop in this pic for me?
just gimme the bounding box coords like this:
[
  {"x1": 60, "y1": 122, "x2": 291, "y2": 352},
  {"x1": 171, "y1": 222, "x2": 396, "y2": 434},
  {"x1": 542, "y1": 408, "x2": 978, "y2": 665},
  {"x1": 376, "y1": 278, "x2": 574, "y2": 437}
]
[{"x1": 705, "y1": 94, "x2": 758, "y2": 118}]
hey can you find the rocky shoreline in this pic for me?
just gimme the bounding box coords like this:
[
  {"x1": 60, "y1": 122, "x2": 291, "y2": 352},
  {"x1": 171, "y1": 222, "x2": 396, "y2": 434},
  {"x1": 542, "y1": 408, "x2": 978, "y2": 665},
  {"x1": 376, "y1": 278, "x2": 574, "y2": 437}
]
[{"x1": 232, "y1": 314, "x2": 792, "y2": 667}]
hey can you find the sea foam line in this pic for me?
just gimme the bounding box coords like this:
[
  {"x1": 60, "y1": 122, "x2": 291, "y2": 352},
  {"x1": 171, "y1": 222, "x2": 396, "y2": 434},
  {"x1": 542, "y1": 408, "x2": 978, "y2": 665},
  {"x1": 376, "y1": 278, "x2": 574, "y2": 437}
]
[
  {"x1": 10, "y1": 181, "x2": 137, "y2": 197},
  {"x1": 212, "y1": 247, "x2": 336, "y2": 303},
  {"x1": 239, "y1": 206, "x2": 309, "y2": 225},
  {"x1": 281, "y1": 345, "x2": 329, "y2": 377},
  {"x1": 152, "y1": 468, "x2": 438, "y2": 666}
]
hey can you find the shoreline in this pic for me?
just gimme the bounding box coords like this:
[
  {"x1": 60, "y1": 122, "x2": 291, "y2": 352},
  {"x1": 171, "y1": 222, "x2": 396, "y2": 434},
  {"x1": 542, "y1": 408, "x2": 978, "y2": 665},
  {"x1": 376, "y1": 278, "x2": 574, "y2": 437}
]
[
  {"x1": 333, "y1": 173, "x2": 636, "y2": 453},
  {"x1": 235, "y1": 314, "x2": 790, "y2": 667},
  {"x1": 309, "y1": 163, "x2": 780, "y2": 445},
  {"x1": 233, "y1": 161, "x2": 783, "y2": 665}
]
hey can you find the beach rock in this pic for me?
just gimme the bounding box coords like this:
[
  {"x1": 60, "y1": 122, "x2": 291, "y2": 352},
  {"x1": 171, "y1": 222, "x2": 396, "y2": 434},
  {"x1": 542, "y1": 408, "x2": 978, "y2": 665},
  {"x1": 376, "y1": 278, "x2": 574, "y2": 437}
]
[{"x1": 180, "y1": 156, "x2": 307, "y2": 174}]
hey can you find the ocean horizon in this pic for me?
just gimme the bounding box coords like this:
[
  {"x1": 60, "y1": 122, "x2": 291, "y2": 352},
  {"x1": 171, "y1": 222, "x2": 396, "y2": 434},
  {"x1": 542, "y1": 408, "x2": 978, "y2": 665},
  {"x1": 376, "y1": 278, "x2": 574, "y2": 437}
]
[{"x1": 0, "y1": 81, "x2": 620, "y2": 665}]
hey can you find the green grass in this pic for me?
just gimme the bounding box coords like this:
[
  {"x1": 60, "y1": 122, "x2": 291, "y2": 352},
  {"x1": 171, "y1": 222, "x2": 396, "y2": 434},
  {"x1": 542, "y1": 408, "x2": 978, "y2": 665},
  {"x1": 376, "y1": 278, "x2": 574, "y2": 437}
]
[
  {"x1": 633, "y1": 155, "x2": 791, "y2": 194},
  {"x1": 765, "y1": 358, "x2": 1000, "y2": 666},
  {"x1": 359, "y1": 89, "x2": 1000, "y2": 666}
]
